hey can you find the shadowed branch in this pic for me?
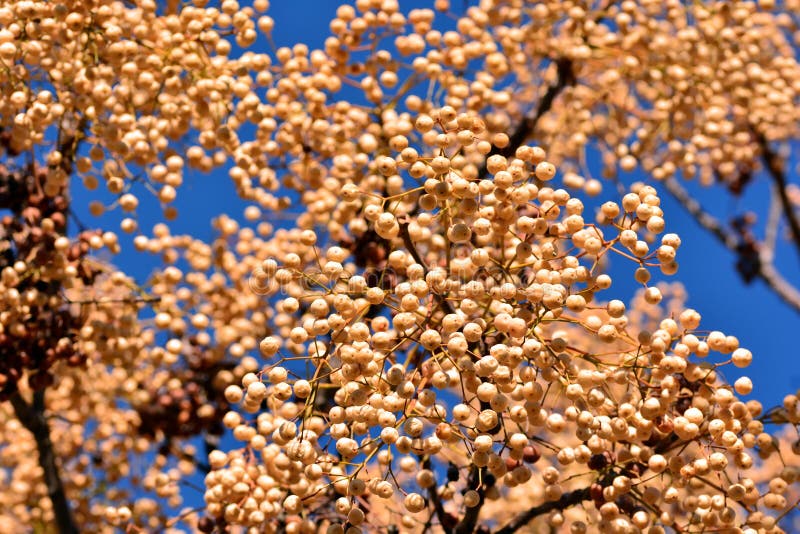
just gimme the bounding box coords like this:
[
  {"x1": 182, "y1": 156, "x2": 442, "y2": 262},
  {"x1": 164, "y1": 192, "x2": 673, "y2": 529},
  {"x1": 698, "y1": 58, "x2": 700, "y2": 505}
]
[
  {"x1": 10, "y1": 390, "x2": 78, "y2": 534},
  {"x1": 494, "y1": 484, "x2": 593, "y2": 534},
  {"x1": 755, "y1": 131, "x2": 800, "y2": 264},
  {"x1": 477, "y1": 57, "x2": 575, "y2": 180}
]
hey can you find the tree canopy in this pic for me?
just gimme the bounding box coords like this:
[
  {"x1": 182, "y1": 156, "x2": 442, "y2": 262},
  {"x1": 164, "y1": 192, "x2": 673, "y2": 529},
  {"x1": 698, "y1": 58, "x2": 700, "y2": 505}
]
[{"x1": 0, "y1": 0, "x2": 799, "y2": 533}]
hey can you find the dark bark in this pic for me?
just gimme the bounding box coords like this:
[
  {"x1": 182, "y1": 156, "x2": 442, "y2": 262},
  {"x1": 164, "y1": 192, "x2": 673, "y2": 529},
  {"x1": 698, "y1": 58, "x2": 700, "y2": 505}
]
[
  {"x1": 10, "y1": 390, "x2": 78, "y2": 534},
  {"x1": 494, "y1": 485, "x2": 592, "y2": 534},
  {"x1": 454, "y1": 467, "x2": 494, "y2": 534},
  {"x1": 755, "y1": 131, "x2": 800, "y2": 264},
  {"x1": 399, "y1": 221, "x2": 456, "y2": 316},
  {"x1": 420, "y1": 457, "x2": 456, "y2": 534},
  {"x1": 477, "y1": 57, "x2": 574, "y2": 180}
]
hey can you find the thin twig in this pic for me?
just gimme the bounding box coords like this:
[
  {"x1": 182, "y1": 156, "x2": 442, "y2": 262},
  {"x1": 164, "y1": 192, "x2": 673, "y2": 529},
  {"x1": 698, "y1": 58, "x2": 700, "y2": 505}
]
[{"x1": 763, "y1": 184, "x2": 782, "y2": 264}]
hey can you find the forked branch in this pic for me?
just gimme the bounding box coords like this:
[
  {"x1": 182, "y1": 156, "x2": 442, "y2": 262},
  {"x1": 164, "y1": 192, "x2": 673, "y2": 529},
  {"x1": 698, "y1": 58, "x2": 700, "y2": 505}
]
[{"x1": 399, "y1": 221, "x2": 456, "y2": 316}]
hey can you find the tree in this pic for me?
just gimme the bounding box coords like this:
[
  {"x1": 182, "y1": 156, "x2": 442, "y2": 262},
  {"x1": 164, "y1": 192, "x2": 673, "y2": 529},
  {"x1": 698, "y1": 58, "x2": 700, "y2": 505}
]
[{"x1": 0, "y1": 0, "x2": 799, "y2": 532}]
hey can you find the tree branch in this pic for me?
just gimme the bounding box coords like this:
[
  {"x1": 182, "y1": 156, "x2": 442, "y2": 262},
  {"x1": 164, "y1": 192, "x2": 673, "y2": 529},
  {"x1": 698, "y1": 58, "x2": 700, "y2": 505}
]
[
  {"x1": 663, "y1": 176, "x2": 800, "y2": 313},
  {"x1": 399, "y1": 221, "x2": 456, "y2": 316},
  {"x1": 494, "y1": 485, "x2": 592, "y2": 534},
  {"x1": 758, "y1": 261, "x2": 800, "y2": 311},
  {"x1": 421, "y1": 457, "x2": 455, "y2": 534},
  {"x1": 10, "y1": 390, "x2": 78, "y2": 534},
  {"x1": 756, "y1": 132, "x2": 800, "y2": 264},
  {"x1": 478, "y1": 57, "x2": 574, "y2": 179},
  {"x1": 167, "y1": 439, "x2": 211, "y2": 474},
  {"x1": 62, "y1": 294, "x2": 162, "y2": 306},
  {"x1": 475, "y1": 0, "x2": 616, "y2": 179},
  {"x1": 454, "y1": 467, "x2": 494, "y2": 534},
  {"x1": 763, "y1": 184, "x2": 782, "y2": 264},
  {"x1": 661, "y1": 177, "x2": 738, "y2": 250}
]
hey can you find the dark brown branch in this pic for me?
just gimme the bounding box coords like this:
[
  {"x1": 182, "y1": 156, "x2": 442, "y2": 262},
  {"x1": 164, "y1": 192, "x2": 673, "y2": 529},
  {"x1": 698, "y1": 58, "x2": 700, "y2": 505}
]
[
  {"x1": 756, "y1": 131, "x2": 800, "y2": 263},
  {"x1": 503, "y1": 57, "x2": 575, "y2": 159},
  {"x1": 494, "y1": 485, "x2": 592, "y2": 534},
  {"x1": 421, "y1": 457, "x2": 455, "y2": 534},
  {"x1": 454, "y1": 467, "x2": 494, "y2": 534},
  {"x1": 55, "y1": 116, "x2": 87, "y2": 177},
  {"x1": 399, "y1": 221, "x2": 456, "y2": 316},
  {"x1": 167, "y1": 439, "x2": 211, "y2": 474},
  {"x1": 10, "y1": 390, "x2": 78, "y2": 534},
  {"x1": 478, "y1": 57, "x2": 574, "y2": 179},
  {"x1": 663, "y1": 176, "x2": 800, "y2": 312},
  {"x1": 62, "y1": 295, "x2": 162, "y2": 305}
]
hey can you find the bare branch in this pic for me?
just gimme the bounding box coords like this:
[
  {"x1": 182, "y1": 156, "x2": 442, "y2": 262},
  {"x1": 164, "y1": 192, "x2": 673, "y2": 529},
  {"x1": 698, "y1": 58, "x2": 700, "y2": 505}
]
[
  {"x1": 420, "y1": 457, "x2": 455, "y2": 534},
  {"x1": 477, "y1": 57, "x2": 574, "y2": 179},
  {"x1": 10, "y1": 391, "x2": 78, "y2": 534},
  {"x1": 662, "y1": 176, "x2": 800, "y2": 313},
  {"x1": 399, "y1": 221, "x2": 456, "y2": 316},
  {"x1": 494, "y1": 484, "x2": 592, "y2": 534},
  {"x1": 62, "y1": 294, "x2": 162, "y2": 306},
  {"x1": 661, "y1": 177, "x2": 738, "y2": 250},
  {"x1": 756, "y1": 132, "x2": 800, "y2": 263},
  {"x1": 763, "y1": 184, "x2": 782, "y2": 264},
  {"x1": 454, "y1": 467, "x2": 494, "y2": 534},
  {"x1": 758, "y1": 261, "x2": 800, "y2": 311}
]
